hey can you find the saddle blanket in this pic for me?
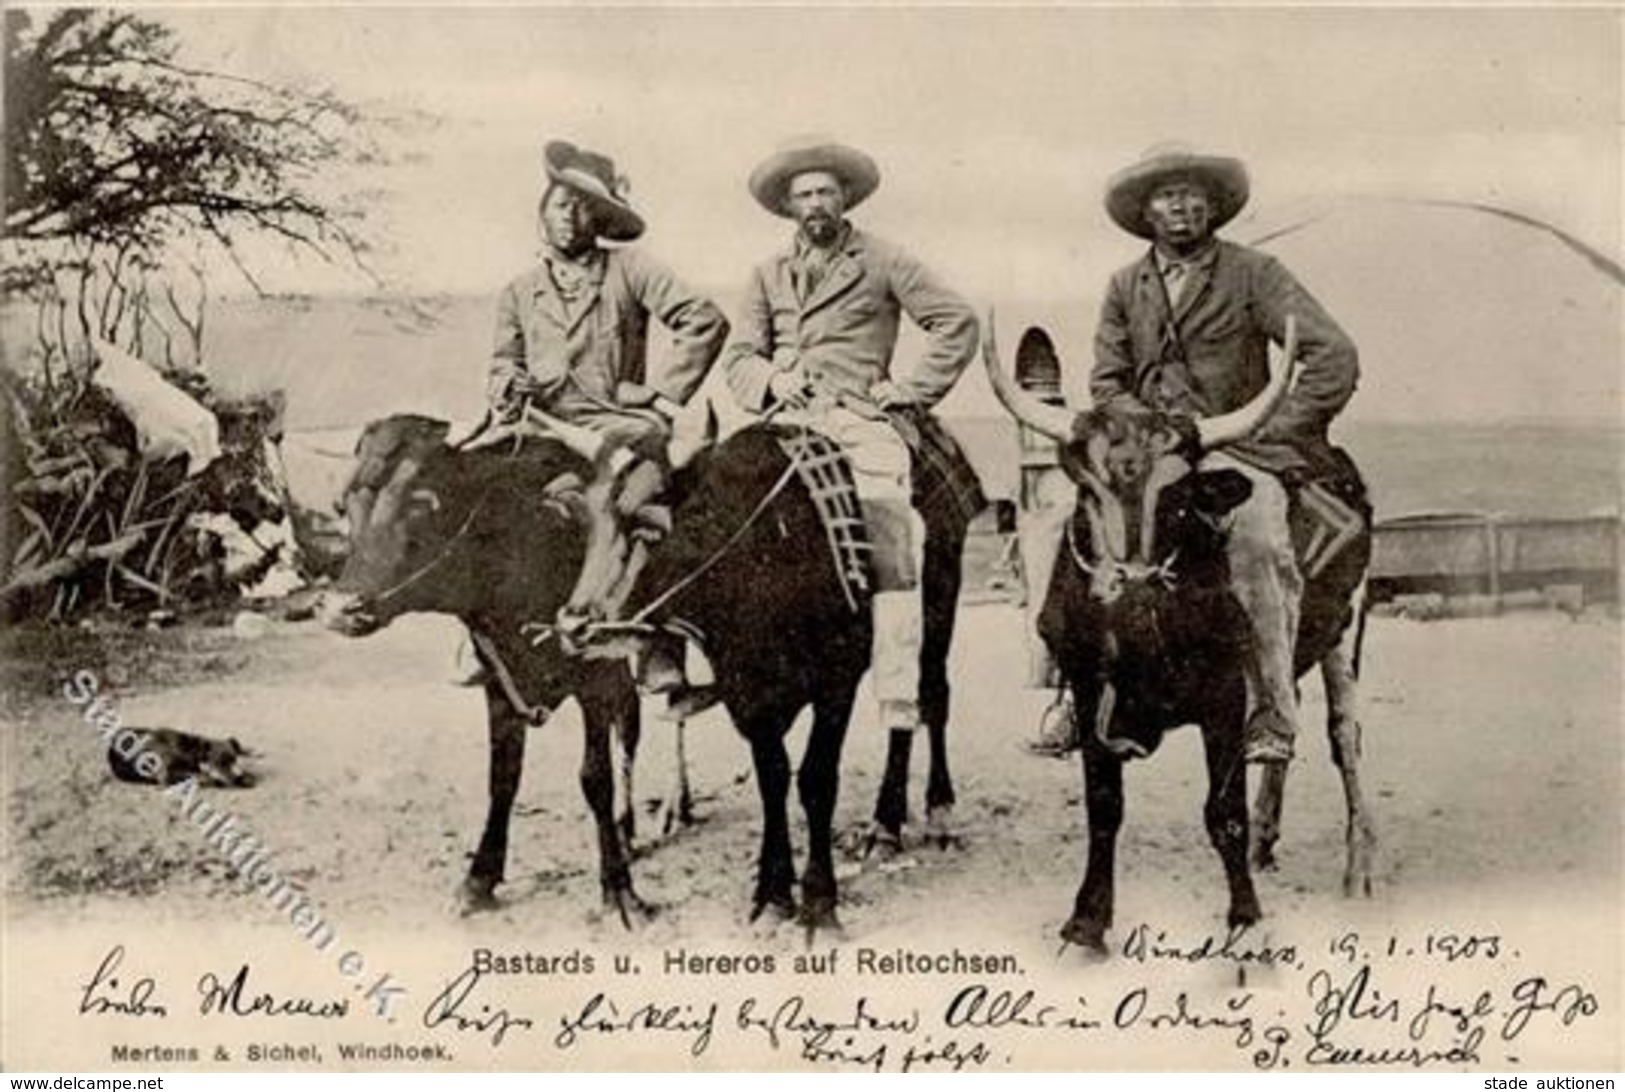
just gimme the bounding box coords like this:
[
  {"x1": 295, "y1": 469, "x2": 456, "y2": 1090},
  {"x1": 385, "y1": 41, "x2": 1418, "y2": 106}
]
[{"x1": 775, "y1": 430, "x2": 873, "y2": 612}]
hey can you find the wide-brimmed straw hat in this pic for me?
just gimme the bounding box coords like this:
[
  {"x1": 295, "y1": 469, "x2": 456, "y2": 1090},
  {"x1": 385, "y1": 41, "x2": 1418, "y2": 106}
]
[
  {"x1": 1104, "y1": 143, "x2": 1249, "y2": 240},
  {"x1": 543, "y1": 140, "x2": 645, "y2": 242},
  {"x1": 748, "y1": 137, "x2": 881, "y2": 217}
]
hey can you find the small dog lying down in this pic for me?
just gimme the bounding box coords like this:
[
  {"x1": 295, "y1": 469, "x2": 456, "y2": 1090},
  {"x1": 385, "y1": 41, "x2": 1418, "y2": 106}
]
[{"x1": 108, "y1": 728, "x2": 257, "y2": 788}]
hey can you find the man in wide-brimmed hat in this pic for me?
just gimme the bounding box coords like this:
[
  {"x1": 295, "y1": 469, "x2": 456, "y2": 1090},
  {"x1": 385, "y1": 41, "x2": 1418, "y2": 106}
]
[
  {"x1": 1088, "y1": 143, "x2": 1360, "y2": 765},
  {"x1": 489, "y1": 140, "x2": 727, "y2": 450},
  {"x1": 725, "y1": 137, "x2": 985, "y2": 748},
  {"x1": 488, "y1": 139, "x2": 729, "y2": 701}
]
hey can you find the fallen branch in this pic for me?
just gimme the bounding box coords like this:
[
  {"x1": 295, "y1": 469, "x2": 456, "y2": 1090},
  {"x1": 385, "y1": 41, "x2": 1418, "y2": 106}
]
[{"x1": 0, "y1": 528, "x2": 145, "y2": 602}]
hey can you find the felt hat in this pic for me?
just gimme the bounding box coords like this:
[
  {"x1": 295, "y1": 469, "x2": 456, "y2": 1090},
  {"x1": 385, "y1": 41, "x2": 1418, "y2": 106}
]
[
  {"x1": 544, "y1": 140, "x2": 645, "y2": 242},
  {"x1": 1105, "y1": 142, "x2": 1249, "y2": 239},
  {"x1": 748, "y1": 137, "x2": 881, "y2": 217}
]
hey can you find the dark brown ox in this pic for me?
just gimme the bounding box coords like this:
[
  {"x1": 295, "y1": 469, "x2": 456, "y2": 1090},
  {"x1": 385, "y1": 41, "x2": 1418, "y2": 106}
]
[
  {"x1": 984, "y1": 314, "x2": 1375, "y2": 955},
  {"x1": 548, "y1": 417, "x2": 973, "y2": 933},
  {"x1": 319, "y1": 415, "x2": 651, "y2": 923}
]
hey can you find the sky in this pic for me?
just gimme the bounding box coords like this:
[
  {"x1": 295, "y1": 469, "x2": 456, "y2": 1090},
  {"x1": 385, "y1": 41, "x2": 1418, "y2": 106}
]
[
  {"x1": 136, "y1": 5, "x2": 1619, "y2": 297},
  {"x1": 13, "y1": 4, "x2": 1624, "y2": 423}
]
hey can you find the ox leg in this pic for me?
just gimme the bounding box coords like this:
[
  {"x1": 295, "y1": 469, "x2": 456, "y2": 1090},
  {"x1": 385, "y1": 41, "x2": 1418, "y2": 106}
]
[
  {"x1": 747, "y1": 714, "x2": 798, "y2": 922},
  {"x1": 1323, "y1": 643, "x2": 1376, "y2": 897},
  {"x1": 1250, "y1": 761, "x2": 1288, "y2": 872},
  {"x1": 921, "y1": 520, "x2": 964, "y2": 847},
  {"x1": 653, "y1": 719, "x2": 695, "y2": 839},
  {"x1": 1202, "y1": 695, "x2": 1262, "y2": 931},
  {"x1": 581, "y1": 677, "x2": 648, "y2": 927},
  {"x1": 1062, "y1": 728, "x2": 1123, "y2": 955},
  {"x1": 461, "y1": 691, "x2": 528, "y2": 915},
  {"x1": 869, "y1": 730, "x2": 913, "y2": 850},
  {"x1": 798, "y1": 686, "x2": 856, "y2": 933},
  {"x1": 612, "y1": 696, "x2": 642, "y2": 851}
]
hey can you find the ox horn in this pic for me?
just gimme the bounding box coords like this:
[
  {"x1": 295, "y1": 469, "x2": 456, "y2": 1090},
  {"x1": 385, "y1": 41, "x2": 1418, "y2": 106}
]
[
  {"x1": 443, "y1": 415, "x2": 490, "y2": 449},
  {"x1": 982, "y1": 309, "x2": 1075, "y2": 442},
  {"x1": 1196, "y1": 313, "x2": 1300, "y2": 451}
]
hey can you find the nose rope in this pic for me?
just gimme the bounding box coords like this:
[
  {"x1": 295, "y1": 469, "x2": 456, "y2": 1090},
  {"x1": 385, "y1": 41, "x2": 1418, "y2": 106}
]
[
  {"x1": 1065, "y1": 517, "x2": 1181, "y2": 588},
  {"x1": 362, "y1": 494, "x2": 490, "y2": 612}
]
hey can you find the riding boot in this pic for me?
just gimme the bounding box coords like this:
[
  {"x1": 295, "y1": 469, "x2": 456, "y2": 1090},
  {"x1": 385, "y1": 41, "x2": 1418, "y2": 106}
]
[{"x1": 872, "y1": 589, "x2": 924, "y2": 733}]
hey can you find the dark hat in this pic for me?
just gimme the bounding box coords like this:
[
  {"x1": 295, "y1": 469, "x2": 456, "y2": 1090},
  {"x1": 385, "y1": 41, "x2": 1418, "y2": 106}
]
[
  {"x1": 543, "y1": 140, "x2": 645, "y2": 242},
  {"x1": 748, "y1": 137, "x2": 881, "y2": 218},
  {"x1": 1105, "y1": 142, "x2": 1249, "y2": 240}
]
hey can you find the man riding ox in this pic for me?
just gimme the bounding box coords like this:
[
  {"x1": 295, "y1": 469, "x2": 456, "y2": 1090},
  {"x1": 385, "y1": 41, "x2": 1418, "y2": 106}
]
[
  {"x1": 723, "y1": 137, "x2": 985, "y2": 743},
  {"x1": 487, "y1": 140, "x2": 728, "y2": 705},
  {"x1": 1029, "y1": 143, "x2": 1360, "y2": 766},
  {"x1": 985, "y1": 296, "x2": 1376, "y2": 950}
]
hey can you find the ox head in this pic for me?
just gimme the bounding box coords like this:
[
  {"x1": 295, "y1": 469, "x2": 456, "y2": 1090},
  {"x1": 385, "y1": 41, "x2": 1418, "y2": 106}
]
[
  {"x1": 984, "y1": 312, "x2": 1299, "y2": 609},
  {"x1": 548, "y1": 442, "x2": 677, "y2": 660},
  {"x1": 319, "y1": 414, "x2": 586, "y2": 637}
]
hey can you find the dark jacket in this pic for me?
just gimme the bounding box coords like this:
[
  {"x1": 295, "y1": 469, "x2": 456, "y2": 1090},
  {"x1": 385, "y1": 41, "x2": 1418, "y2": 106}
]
[{"x1": 1091, "y1": 240, "x2": 1358, "y2": 476}]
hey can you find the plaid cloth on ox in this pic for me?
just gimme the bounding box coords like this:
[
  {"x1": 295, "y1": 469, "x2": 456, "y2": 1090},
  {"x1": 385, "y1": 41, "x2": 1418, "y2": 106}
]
[
  {"x1": 886, "y1": 406, "x2": 990, "y2": 534},
  {"x1": 777, "y1": 429, "x2": 873, "y2": 612}
]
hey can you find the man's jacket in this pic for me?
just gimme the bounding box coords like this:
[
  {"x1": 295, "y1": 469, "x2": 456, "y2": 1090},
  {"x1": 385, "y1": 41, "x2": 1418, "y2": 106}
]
[
  {"x1": 1091, "y1": 239, "x2": 1358, "y2": 476},
  {"x1": 724, "y1": 226, "x2": 986, "y2": 526},
  {"x1": 489, "y1": 248, "x2": 728, "y2": 418},
  {"x1": 724, "y1": 227, "x2": 977, "y2": 413}
]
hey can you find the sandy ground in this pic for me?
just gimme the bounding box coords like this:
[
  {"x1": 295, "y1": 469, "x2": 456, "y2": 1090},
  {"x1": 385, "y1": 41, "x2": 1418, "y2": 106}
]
[{"x1": 3, "y1": 601, "x2": 1621, "y2": 1070}]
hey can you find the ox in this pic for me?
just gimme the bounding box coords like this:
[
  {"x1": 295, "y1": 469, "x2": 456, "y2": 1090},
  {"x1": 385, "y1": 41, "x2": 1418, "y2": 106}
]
[
  {"x1": 552, "y1": 418, "x2": 971, "y2": 932},
  {"x1": 984, "y1": 315, "x2": 1375, "y2": 954},
  {"x1": 319, "y1": 414, "x2": 651, "y2": 923}
]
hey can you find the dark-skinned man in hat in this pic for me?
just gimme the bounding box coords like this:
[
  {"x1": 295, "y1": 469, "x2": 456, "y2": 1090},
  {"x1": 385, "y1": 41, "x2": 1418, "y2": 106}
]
[
  {"x1": 1089, "y1": 143, "x2": 1359, "y2": 765},
  {"x1": 488, "y1": 140, "x2": 729, "y2": 703},
  {"x1": 725, "y1": 138, "x2": 985, "y2": 742}
]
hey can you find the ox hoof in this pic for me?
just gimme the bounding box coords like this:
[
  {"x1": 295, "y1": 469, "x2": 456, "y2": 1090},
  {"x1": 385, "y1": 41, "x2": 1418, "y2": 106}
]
[
  {"x1": 860, "y1": 822, "x2": 907, "y2": 860},
  {"x1": 1228, "y1": 900, "x2": 1263, "y2": 931},
  {"x1": 590, "y1": 888, "x2": 655, "y2": 931},
  {"x1": 1343, "y1": 872, "x2": 1374, "y2": 899},
  {"x1": 1251, "y1": 843, "x2": 1280, "y2": 873},
  {"x1": 456, "y1": 878, "x2": 502, "y2": 917},
  {"x1": 749, "y1": 892, "x2": 797, "y2": 925},
  {"x1": 1059, "y1": 917, "x2": 1110, "y2": 957},
  {"x1": 797, "y1": 901, "x2": 845, "y2": 944},
  {"x1": 653, "y1": 797, "x2": 697, "y2": 841},
  {"x1": 924, "y1": 806, "x2": 963, "y2": 851}
]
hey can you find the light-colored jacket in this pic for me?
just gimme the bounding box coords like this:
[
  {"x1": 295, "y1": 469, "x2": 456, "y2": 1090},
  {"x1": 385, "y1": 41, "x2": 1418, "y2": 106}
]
[
  {"x1": 724, "y1": 227, "x2": 977, "y2": 413},
  {"x1": 489, "y1": 248, "x2": 728, "y2": 415}
]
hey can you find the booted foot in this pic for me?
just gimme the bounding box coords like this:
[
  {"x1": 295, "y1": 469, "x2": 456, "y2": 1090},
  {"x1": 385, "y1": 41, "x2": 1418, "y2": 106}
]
[
  {"x1": 1244, "y1": 708, "x2": 1295, "y2": 765},
  {"x1": 1026, "y1": 691, "x2": 1078, "y2": 757}
]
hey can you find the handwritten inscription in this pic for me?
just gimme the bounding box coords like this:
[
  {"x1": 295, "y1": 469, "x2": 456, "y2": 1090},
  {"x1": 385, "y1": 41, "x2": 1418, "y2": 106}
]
[
  {"x1": 77, "y1": 926, "x2": 1604, "y2": 1071},
  {"x1": 78, "y1": 946, "x2": 168, "y2": 1018}
]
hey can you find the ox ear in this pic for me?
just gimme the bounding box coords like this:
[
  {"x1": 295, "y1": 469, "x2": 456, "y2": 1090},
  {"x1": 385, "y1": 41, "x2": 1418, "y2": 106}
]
[{"x1": 1192, "y1": 469, "x2": 1253, "y2": 518}]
